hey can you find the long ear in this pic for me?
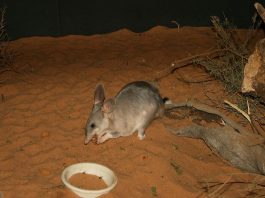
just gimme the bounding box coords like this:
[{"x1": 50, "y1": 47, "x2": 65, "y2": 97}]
[
  {"x1": 102, "y1": 99, "x2": 115, "y2": 113},
  {"x1": 94, "y1": 84, "x2": 105, "y2": 105}
]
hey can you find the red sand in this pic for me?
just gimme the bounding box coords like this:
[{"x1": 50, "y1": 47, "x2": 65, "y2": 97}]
[{"x1": 0, "y1": 27, "x2": 261, "y2": 198}]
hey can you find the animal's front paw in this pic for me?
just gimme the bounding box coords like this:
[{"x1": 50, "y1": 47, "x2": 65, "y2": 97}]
[
  {"x1": 97, "y1": 137, "x2": 105, "y2": 144},
  {"x1": 97, "y1": 132, "x2": 115, "y2": 144},
  {"x1": 97, "y1": 134, "x2": 108, "y2": 144}
]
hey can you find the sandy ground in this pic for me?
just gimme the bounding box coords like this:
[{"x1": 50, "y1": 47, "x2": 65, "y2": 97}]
[{"x1": 0, "y1": 27, "x2": 262, "y2": 198}]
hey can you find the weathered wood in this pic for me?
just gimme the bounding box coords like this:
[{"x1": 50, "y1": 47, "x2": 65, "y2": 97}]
[
  {"x1": 166, "y1": 100, "x2": 250, "y2": 136},
  {"x1": 242, "y1": 38, "x2": 265, "y2": 102},
  {"x1": 167, "y1": 124, "x2": 265, "y2": 175},
  {"x1": 241, "y1": 3, "x2": 265, "y2": 102}
]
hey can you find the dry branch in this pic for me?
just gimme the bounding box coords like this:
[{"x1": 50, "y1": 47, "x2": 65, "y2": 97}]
[
  {"x1": 154, "y1": 49, "x2": 226, "y2": 81},
  {"x1": 154, "y1": 47, "x2": 247, "y2": 82}
]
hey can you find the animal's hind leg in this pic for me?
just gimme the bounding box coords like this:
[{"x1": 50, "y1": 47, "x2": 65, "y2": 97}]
[
  {"x1": 137, "y1": 114, "x2": 156, "y2": 140},
  {"x1": 137, "y1": 127, "x2": 146, "y2": 140}
]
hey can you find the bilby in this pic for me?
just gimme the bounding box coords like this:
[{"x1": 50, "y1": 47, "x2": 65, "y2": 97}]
[{"x1": 84, "y1": 81, "x2": 167, "y2": 144}]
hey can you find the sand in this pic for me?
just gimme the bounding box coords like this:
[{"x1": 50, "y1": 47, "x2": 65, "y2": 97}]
[{"x1": 0, "y1": 26, "x2": 261, "y2": 198}]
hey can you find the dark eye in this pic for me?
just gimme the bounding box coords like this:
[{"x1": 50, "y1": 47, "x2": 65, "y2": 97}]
[{"x1": 90, "y1": 123, "x2": 95, "y2": 128}]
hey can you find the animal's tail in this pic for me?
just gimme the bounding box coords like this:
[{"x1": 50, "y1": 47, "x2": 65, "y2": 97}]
[{"x1": 162, "y1": 98, "x2": 183, "y2": 119}]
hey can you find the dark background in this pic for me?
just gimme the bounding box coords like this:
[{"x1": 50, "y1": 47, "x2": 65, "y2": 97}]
[{"x1": 0, "y1": 0, "x2": 264, "y2": 40}]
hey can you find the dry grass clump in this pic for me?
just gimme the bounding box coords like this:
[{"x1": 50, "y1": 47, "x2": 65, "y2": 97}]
[
  {"x1": 0, "y1": 7, "x2": 14, "y2": 79},
  {"x1": 195, "y1": 15, "x2": 261, "y2": 93},
  {"x1": 199, "y1": 173, "x2": 265, "y2": 198}
]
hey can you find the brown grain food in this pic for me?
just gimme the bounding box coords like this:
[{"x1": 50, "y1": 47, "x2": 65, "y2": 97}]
[{"x1": 69, "y1": 173, "x2": 107, "y2": 190}]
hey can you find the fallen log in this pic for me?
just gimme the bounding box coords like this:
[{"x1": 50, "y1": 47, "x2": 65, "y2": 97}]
[
  {"x1": 164, "y1": 99, "x2": 265, "y2": 175},
  {"x1": 167, "y1": 124, "x2": 265, "y2": 175}
]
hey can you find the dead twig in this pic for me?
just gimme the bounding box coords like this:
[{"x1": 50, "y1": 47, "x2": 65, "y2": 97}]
[
  {"x1": 154, "y1": 46, "x2": 247, "y2": 82},
  {"x1": 199, "y1": 173, "x2": 265, "y2": 197},
  {"x1": 224, "y1": 99, "x2": 251, "y2": 123},
  {"x1": 154, "y1": 49, "x2": 226, "y2": 81},
  {"x1": 177, "y1": 78, "x2": 215, "y2": 84},
  {"x1": 0, "y1": 68, "x2": 11, "y2": 74},
  {"x1": 176, "y1": 70, "x2": 215, "y2": 84},
  {"x1": 207, "y1": 176, "x2": 232, "y2": 197}
]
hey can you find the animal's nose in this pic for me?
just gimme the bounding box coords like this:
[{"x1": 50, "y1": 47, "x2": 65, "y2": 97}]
[
  {"x1": 84, "y1": 136, "x2": 90, "y2": 145},
  {"x1": 83, "y1": 128, "x2": 89, "y2": 145}
]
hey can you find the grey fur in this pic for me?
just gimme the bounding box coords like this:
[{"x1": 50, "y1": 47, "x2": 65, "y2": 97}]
[{"x1": 85, "y1": 81, "x2": 165, "y2": 144}]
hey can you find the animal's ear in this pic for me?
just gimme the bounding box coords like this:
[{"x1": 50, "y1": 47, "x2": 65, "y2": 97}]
[
  {"x1": 102, "y1": 99, "x2": 115, "y2": 113},
  {"x1": 94, "y1": 84, "x2": 105, "y2": 105}
]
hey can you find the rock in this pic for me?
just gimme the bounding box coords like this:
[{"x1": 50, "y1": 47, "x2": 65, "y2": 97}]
[{"x1": 241, "y1": 38, "x2": 265, "y2": 102}]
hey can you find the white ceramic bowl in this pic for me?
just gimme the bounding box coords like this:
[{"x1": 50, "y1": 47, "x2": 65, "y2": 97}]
[{"x1": 61, "y1": 162, "x2": 118, "y2": 198}]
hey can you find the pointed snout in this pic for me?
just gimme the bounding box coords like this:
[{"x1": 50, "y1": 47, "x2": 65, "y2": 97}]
[
  {"x1": 84, "y1": 129, "x2": 97, "y2": 145},
  {"x1": 84, "y1": 134, "x2": 93, "y2": 145},
  {"x1": 84, "y1": 137, "x2": 90, "y2": 145},
  {"x1": 84, "y1": 127, "x2": 93, "y2": 145}
]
